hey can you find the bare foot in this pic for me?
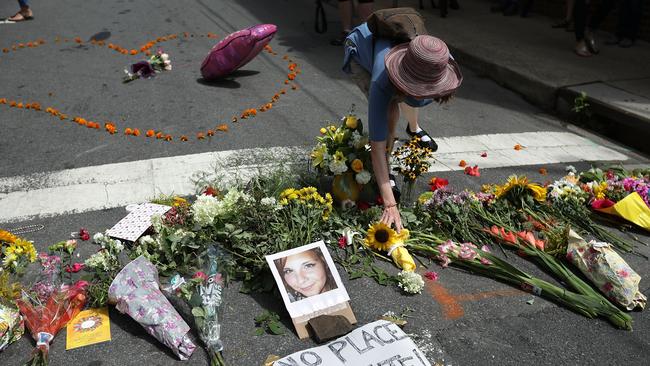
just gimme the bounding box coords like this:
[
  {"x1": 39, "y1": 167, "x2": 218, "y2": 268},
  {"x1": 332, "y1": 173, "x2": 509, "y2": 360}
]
[{"x1": 7, "y1": 9, "x2": 33, "y2": 21}]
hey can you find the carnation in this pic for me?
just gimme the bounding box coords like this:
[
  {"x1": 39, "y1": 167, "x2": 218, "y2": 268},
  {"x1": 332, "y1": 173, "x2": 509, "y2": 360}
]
[
  {"x1": 397, "y1": 270, "x2": 424, "y2": 294},
  {"x1": 329, "y1": 160, "x2": 348, "y2": 175},
  {"x1": 191, "y1": 194, "x2": 222, "y2": 227},
  {"x1": 355, "y1": 170, "x2": 371, "y2": 185}
]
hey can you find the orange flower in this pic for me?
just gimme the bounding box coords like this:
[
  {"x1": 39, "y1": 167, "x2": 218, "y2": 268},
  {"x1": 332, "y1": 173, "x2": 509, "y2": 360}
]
[
  {"x1": 121, "y1": 49, "x2": 128, "y2": 55},
  {"x1": 108, "y1": 43, "x2": 115, "y2": 49},
  {"x1": 130, "y1": 49, "x2": 138, "y2": 55},
  {"x1": 231, "y1": 116, "x2": 237, "y2": 123},
  {"x1": 132, "y1": 128, "x2": 141, "y2": 136},
  {"x1": 2, "y1": 48, "x2": 9, "y2": 53},
  {"x1": 280, "y1": 89, "x2": 286, "y2": 94},
  {"x1": 216, "y1": 124, "x2": 228, "y2": 132},
  {"x1": 180, "y1": 135, "x2": 188, "y2": 141},
  {"x1": 124, "y1": 128, "x2": 133, "y2": 135},
  {"x1": 145, "y1": 51, "x2": 151, "y2": 56},
  {"x1": 287, "y1": 73, "x2": 296, "y2": 80},
  {"x1": 27, "y1": 42, "x2": 34, "y2": 48},
  {"x1": 196, "y1": 132, "x2": 205, "y2": 140},
  {"x1": 32, "y1": 103, "x2": 41, "y2": 111},
  {"x1": 207, "y1": 130, "x2": 215, "y2": 136},
  {"x1": 288, "y1": 63, "x2": 297, "y2": 71},
  {"x1": 291, "y1": 84, "x2": 298, "y2": 90},
  {"x1": 140, "y1": 46, "x2": 147, "y2": 52},
  {"x1": 514, "y1": 144, "x2": 523, "y2": 150},
  {"x1": 9, "y1": 101, "x2": 16, "y2": 107},
  {"x1": 18, "y1": 43, "x2": 25, "y2": 48},
  {"x1": 0, "y1": 98, "x2": 6, "y2": 104},
  {"x1": 16, "y1": 102, "x2": 23, "y2": 109},
  {"x1": 146, "y1": 129, "x2": 155, "y2": 137},
  {"x1": 164, "y1": 134, "x2": 172, "y2": 141},
  {"x1": 284, "y1": 80, "x2": 289, "y2": 85},
  {"x1": 59, "y1": 114, "x2": 68, "y2": 120},
  {"x1": 74, "y1": 37, "x2": 82, "y2": 44},
  {"x1": 538, "y1": 167, "x2": 547, "y2": 175},
  {"x1": 155, "y1": 132, "x2": 164, "y2": 139},
  {"x1": 458, "y1": 160, "x2": 467, "y2": 167}
]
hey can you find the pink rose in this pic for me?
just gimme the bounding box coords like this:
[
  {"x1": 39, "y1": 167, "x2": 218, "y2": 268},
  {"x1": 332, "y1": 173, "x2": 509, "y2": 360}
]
[
  {"x1": 65, "y1": 263, "x2": 85, "y2": 273},
  {"x1": 193, "y1": 271, "x2": 208, "y2": 282},
  {"x1": 424, "y1": 271, "x2": 439, "y2": 281}
]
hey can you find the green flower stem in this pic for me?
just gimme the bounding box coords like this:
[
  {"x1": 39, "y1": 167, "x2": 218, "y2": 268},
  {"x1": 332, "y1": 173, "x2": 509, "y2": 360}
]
[{"x1": 407, "y1": 238, "x2": 633, "y2": 330}]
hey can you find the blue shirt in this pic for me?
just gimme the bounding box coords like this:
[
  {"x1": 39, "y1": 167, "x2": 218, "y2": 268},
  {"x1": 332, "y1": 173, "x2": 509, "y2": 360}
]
[{"x1": 342, "y1": 23, "x2": 432, "y2": 142}]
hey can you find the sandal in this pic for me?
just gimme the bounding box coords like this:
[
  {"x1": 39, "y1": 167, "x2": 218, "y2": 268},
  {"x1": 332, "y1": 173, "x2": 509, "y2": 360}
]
[
  {"x1": 406, "y1": 125, "x2": 438, "y2": 152},
  {"x1": 7, "y1": 11, "x2": 33, "y2": 22},
  {"x1": 574, "y1": 44, "x2": 592, "y2": 57}
]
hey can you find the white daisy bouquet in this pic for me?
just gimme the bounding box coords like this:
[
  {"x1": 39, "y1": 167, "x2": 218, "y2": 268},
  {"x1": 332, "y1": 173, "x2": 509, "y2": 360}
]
[{"x1": 310, "y1": 106, "x2": 373, "y2": 186}]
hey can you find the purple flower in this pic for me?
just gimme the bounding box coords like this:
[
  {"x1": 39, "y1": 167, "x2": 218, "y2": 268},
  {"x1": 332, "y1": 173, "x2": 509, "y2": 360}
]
[{"x1": 131, "y1": 61, "x2": 155, "y2": 78}]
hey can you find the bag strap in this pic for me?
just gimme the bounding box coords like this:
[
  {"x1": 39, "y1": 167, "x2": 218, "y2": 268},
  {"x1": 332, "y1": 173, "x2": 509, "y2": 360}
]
[{"x1": 315, "y1": 0, "x2": 327, "y2": 34}]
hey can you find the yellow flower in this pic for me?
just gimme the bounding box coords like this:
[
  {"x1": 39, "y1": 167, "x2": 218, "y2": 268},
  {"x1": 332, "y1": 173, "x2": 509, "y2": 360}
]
[
  {"x1": 333, "y1": 150, "x2": 347, "y2": 163},
  {"x1": 329, "y1": 125, "x2": 336, "y2": 132},
  {"x1": 364, "y1": 222, "x2": 409, "y2": 252},
  {"x1": 345, "y1": 115, "x2": 358, "y2": 129},
  {"x1": 593, "y1": 181, "x2": 608, "y2": 200},
  {"x1": 494, "y1": 175, "x2": 529, "y2": 198},
  {"x1": 319, "y1": 127, "x2": 327, "y2": 134},
  {"x1": 0, "y1": 229, "x2": 18, "y2": 244},
  {"x1": 526, "y1": 183, "x2": 548, "y2": 202},
  {"x1": 173, "y1": 197, "x2": 188, "y2": 207},
  {"x1": 351, "y1": 159, "x2": 363, "y2": 173},
  {"x1": 311, "y1": 144, "x2": 328, "y2": 167}
]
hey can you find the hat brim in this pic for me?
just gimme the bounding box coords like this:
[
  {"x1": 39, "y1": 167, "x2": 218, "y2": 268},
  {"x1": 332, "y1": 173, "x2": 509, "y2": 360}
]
[{"x1": 385, "y1": 43, "x2": 463, "y2": 99}]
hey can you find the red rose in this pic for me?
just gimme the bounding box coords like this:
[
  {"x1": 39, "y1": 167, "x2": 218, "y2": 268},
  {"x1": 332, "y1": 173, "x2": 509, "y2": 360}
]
[
  {"x1": 357, "y1": 201, "x2": 370, "y2": 211},
  {"x1": 65, "y1": 263, "x2": 85, "y2": 273}
]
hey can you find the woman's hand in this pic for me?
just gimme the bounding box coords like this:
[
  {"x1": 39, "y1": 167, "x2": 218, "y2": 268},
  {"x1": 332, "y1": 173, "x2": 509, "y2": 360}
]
[{"x1": 381, "y1": 204, "x2": 403, "y2": 233}]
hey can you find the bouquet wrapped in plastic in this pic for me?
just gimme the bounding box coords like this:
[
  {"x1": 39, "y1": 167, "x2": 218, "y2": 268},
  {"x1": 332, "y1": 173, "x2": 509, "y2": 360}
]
[
  {"x1": 165, "y1": 246, "x2": 226, "y2": 366},
  {"x1": 567, "y1": 230, "x2": 647, "y2": 310},
  {"x1": 108, "y1": 256, "x2": 196, "y2": 360},
  {"x1": 15, "y1": 281, "x2": 87, "y2": 365},
  {"x1": 0, "y1": 302, "x2": 24, "y2": 352}
]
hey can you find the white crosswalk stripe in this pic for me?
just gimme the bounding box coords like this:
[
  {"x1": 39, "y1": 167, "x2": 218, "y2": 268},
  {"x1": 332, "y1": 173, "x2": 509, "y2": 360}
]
[{"x1": 0, "y1": 131, "x2": 628, "y2": 223}]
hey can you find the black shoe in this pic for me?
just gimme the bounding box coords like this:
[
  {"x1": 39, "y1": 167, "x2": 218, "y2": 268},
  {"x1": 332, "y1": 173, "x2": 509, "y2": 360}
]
[
  {"x1": 330, "y1": 31, "x2": 349, "y2": 46},
  {"x1": 406, "y1": 125, "x2": 438, "y2": 152},
  {"x1": 585, "y1": 36, "x2": 600, "y2": 54}
]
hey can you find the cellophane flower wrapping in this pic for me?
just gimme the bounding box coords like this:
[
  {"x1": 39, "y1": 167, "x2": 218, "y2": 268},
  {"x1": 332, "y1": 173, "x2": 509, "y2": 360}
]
[
  {"x1": 165, "y1": 245, "x2": 226, "y2": 366},
  {"x1": 0, "y1": 302, "x2": 24, "y2": 351},
  {"x1": 566, "y1": 230, "x2": 647, "y2": 310},
  {"x1": 15, "y1": 281, "x2": 87, "y2": 365},
  {"x1": 108, "y1": 256, "x2": 196, "y2": 360}
]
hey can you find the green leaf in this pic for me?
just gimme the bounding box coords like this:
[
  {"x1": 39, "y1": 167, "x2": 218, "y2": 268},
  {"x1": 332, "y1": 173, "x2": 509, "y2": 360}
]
[
  {"x1": 254, "y1": 327, "x2": 265, "y2": 336},
  {"x1": 268, "y1": 321, "x2": 285, "y2": 335},
  {"x1": 191, "y1": 307, "x2": 206, "y2": 318}
]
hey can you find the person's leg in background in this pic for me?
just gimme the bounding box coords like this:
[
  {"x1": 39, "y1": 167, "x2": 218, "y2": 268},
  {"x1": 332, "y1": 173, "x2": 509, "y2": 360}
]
[
  {"x1": 617, "y1": 0, "x2": 643, "y2": 47},
  {"x1": 7, "y1": 0, "x2": 33, "y2": 21},
  {"x1": 573, "y1": 0, "x2": 592, "y2": 56},
  {"x1": 585, "y1": 0, "x2": 616, "y2": 51},
  {"x1": 331, "y1": 1, "x2": 374, "y2": 46}
]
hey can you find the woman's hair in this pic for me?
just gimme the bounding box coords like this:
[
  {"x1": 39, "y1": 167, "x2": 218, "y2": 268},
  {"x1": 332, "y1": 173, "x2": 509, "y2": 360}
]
[{"x1": 274, "y1": 247, "x2": 337, "y2": 301}]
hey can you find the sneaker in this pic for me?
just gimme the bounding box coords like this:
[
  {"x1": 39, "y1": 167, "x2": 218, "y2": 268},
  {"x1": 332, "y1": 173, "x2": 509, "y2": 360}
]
[
  {"x1": 406, "y1": 125, "x2": 438, "y2": 152},
  {"x1": 330, "y1": 31, "x2": 350, "y2": 46}
]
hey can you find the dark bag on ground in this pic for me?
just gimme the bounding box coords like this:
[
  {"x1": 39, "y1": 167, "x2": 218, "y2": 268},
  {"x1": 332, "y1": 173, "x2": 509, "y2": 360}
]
[{"x1": 366, "y1": 7, "x2": 428, "y2": 43}]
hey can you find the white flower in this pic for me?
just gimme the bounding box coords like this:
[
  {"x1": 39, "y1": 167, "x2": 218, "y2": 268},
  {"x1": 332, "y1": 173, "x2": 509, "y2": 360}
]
[
  {"x1": 329, "y1": 159, "x2": 348, "y2": 175},
  {"x1": 397, "y1": 271, "x2": 424, "y2": 294},
  {"x1": 342, "y1": 228, "x2": 358, "y2": 246},
  {"x1": 151, "y1": 214, "x2": 164, "y2": 233},
  {"x1": 355, "y1": 170, "x2": 371, "y2": 185},
  {"x1": 164, "y1": 64, "x2": 172, "y2": 71},
  {"x1": 161, "y1": 53, "x2": 169, "y2": 62},
  {"x1": 93, "y1": 232, "x2": 104, "y2": 242},
  {"x1": 191, "y1": 194, "x2": 221, "y2": 227}
]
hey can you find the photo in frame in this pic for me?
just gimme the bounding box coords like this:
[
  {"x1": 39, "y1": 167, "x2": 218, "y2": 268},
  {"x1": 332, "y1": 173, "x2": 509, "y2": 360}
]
[{"x1": 266, "y1": 241, "x2": 355, "y2": 338}]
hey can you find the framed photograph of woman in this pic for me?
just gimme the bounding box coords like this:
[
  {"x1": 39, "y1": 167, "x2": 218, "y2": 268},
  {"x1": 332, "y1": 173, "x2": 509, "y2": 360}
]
[{"x1": 266, "y1": 241, "x2": 350, "y2": 320}]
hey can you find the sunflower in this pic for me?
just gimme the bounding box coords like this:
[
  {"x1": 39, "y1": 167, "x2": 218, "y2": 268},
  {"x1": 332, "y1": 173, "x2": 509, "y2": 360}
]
[
  {"x1": 494, "y1": 175, "x2": 529, "y2": 198},
  {"x1": 0, "y1": 229, "x2": 18, "y2": 244},
  {"x1": 365, "y1": 222, "x2": 410, "y2": 252},
  {"x1": 526, "y1": 183, "x2": 548, "y2": 202}
]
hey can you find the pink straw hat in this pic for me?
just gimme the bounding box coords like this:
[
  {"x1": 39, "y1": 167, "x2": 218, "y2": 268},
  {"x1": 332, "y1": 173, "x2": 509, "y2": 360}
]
[{"x1": 385, "y1": 35, "x2": 462, "y2": 99}]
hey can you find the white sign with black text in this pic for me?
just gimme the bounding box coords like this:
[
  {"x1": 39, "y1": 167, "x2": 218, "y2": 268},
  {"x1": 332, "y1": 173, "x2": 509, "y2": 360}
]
[{"x1": 273, "y1": 320, "x2": 431, "y2": 366}]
